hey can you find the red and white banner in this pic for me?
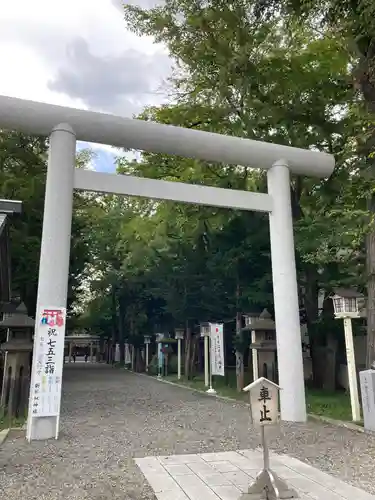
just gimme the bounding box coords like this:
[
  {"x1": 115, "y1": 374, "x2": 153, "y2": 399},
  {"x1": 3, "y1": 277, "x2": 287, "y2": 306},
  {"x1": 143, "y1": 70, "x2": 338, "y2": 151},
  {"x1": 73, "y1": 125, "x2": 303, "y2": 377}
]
[
  {"x1": 210, "y1": 323, "x2": 225, "y2": 376},
  {"x1": 30, "y1": 306, "x2": 66, "y2": 417}
]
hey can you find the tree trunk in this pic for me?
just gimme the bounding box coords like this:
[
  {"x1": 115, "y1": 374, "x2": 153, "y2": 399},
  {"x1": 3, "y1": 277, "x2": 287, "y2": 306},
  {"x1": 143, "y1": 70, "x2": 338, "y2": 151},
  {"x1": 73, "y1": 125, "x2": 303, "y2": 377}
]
[
  {"x1": 135, "y1": 347, "x2": 144, "y2": 372},
  {"x1": 302, "y1": 265, "x2": 321, "y2": 386},
  {"x1": 235, "y1": 311, "x2": 244, "y2": 391},
  {"x1": 248, "y1": 347, "x2": 253, "y2": 381},
  {"x1": 323, "y1": 332, "x2": 338, "y2": 391},
  {"x1": 190, "y1": 335, "x2": 198, "y2": 378},
  {"x1": 358, "y1": 54, "x2": 375, "y2": 367},
  {"x1": 198, "y1": 338, "x2": 204, "y2": 372},
  {"x1": 235, "y1": 276, "x2": 244, "y2": 391},
  {"x1": 366, "y1": 209, "x2": 375, "y2": 368},
  {"x1": 131, "y1": 344, "x2": 135, "y2": 371},
  {"x1": 110, "y1": 284, "x2": 117, "y2": 365},
  {"x1": 118, "y1": 296, "x2": 126, "y2": 364},
  {"x1": 184, "y1": 321, "x2": 192, "y2": 379}
]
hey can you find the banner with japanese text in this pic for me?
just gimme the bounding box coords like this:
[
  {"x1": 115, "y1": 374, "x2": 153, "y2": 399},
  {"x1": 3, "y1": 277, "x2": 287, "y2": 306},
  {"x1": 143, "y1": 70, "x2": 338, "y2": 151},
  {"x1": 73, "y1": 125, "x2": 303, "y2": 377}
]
[
  {"x1": 210, "y1": 323, "x2": 225, "y2": 376},
  {"x1": 30, "y1": 306, "x2": 66, "y2": 417}
]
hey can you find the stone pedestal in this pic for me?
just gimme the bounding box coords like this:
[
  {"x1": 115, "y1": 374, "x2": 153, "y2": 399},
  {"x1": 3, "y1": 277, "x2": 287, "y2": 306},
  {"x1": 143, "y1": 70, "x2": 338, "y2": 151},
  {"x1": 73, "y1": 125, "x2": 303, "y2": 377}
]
[
  {"x1": 0, "y1": 339, "x2": 32, "y2": 412},
  {"x1": 240, "y1": 469, "x2": 298, "y2": 499},
  {"x1": 0, "y1": 303, "x2": 34, "y2": 418}
]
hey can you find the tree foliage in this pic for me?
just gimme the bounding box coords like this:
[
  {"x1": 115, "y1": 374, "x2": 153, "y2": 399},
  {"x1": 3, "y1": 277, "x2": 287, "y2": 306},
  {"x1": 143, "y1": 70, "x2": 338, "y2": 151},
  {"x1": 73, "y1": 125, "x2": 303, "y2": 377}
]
[
  {"x1": 0, "y1": 132, "x2": 95, "y2": 316},
  {"x1": 3, "y1": 0, "x2": 375, "y2": 381}
]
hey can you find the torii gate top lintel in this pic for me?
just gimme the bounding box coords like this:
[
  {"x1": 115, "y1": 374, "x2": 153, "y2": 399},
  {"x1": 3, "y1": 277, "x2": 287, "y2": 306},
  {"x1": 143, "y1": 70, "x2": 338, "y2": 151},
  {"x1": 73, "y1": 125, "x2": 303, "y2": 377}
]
[{"x1": 0, "y1": 95, "x2": 334, "y2": 178}]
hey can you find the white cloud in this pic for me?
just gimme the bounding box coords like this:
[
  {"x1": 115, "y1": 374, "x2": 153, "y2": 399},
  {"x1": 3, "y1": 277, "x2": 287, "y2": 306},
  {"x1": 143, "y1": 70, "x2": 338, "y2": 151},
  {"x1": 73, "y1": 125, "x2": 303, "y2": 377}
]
[
  {"x1": 0, "y1": 42, "x2": 87, "y2": 109},
  {"x1": 0, "y1": 0, "x2": 171, "y2": 170}
]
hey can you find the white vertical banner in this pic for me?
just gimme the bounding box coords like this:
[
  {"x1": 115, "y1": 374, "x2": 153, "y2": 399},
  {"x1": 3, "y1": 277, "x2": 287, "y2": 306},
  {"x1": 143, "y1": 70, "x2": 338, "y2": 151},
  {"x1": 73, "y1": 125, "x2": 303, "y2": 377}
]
[
  {"x1": 29, "y1": 306, "x2": 66, "y2": 418},
  {"x1": 210, "y1": 323, "x2": 225, "y2": 376}
]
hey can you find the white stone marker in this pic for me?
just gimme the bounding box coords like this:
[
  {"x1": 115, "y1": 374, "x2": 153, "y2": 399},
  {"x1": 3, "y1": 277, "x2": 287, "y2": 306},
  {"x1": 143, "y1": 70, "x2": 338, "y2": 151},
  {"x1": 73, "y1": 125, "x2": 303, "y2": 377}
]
[
  {"x1": 360, "y1": 369, "x2": 375, "y2": 432},
  {"x1": 242, "y1": 377, "x2": 299, "y2": 499}
]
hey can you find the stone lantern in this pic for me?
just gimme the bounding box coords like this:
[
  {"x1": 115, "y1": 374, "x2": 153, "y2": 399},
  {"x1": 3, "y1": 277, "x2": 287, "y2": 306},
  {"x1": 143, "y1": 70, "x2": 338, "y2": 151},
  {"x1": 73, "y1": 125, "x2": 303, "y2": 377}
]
[
  {"x1": 331, "y1": 288, "x2": 364, "y2": 422},
  {"x1": 200, "y1": 323, "x2": 210, "y2": 338},
  {"x1": 200, "y1": 323, "x2": 211, "y2": 387},
  {"x1": 174, "y1": 328, "x2": 184, "y2": 380},
  {"x1": 144, "y1": 335, "x2": 151, "y2": 372},
  {"x1": 243, "y1": 311, "x2": 260, "y2": 327},
  {"x1": 155, "y1": 333, "x2": 164, "y2": 378},
  {"x1": 243, "y1": 309, "x2": 277, "y2": 383},
  {"x1": 331, "y1": 288, "x2": 364, "y2": 319},
  {"x1": 0, "y1": 302, "x2": 34, "y2": 417}
]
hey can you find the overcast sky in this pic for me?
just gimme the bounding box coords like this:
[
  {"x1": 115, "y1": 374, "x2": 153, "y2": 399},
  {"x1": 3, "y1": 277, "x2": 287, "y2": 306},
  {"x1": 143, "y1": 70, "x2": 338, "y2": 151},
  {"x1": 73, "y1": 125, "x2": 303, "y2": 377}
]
[{"x1": 0, "y1": 0, "x2": 171, "y2": 172}]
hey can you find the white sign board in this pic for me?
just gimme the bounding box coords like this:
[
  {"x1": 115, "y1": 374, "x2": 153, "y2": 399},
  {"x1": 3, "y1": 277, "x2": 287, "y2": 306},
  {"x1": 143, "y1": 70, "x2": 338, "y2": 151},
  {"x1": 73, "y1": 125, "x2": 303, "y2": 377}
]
[
  {"x1": 210, "y1": 323, "x2": 225, "y2": 376},
  {"x1": 360, "y1": 369, "x2": 375, "y2": 432},
  {"x1": 30, "y1": 306, "x2": 66, "y2": 417},
  {"x1": 244, "y1": 377, "x2": 280, "y2": 426}
]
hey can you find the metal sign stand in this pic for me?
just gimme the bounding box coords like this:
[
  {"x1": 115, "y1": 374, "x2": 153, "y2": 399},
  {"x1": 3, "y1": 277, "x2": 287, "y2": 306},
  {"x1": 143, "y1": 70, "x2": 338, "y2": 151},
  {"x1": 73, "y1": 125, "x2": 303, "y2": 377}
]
[
  {"x1": 241, "y1": 377, "x2": 299, "y2": 499},
  {"x1": 241, "y1": 426, "x2": 298, "y2": 499}
]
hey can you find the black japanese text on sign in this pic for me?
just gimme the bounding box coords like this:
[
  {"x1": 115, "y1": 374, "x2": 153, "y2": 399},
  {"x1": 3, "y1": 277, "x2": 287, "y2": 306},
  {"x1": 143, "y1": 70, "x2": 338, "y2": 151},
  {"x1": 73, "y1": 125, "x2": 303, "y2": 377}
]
[
  {"x1": 44, "y1": 327, "x2": 58, "y2": 375},
  {"x1": 259, "y1": 385, "x2": 272, "y2": 423}
]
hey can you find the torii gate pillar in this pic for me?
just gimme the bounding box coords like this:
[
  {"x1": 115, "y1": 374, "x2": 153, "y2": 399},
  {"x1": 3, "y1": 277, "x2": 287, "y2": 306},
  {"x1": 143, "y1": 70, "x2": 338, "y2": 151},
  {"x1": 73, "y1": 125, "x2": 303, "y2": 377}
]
[
  {"x1": 26, "y1": 124, "x2": 76, "y2": 441},
  {"x1": 267, "y1": 161, "x2": 305, "y2": 421}
]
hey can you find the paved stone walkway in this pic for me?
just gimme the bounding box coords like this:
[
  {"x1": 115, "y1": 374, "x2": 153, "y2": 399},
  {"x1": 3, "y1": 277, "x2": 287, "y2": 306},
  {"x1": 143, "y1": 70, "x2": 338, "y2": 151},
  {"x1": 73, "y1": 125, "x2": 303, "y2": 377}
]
[
  {"x1": 136, "y1": 450, "x2": 375, "y2": 500},
  {"x1": 1, "y1": 364, "x2": 375, "y2": 499}
]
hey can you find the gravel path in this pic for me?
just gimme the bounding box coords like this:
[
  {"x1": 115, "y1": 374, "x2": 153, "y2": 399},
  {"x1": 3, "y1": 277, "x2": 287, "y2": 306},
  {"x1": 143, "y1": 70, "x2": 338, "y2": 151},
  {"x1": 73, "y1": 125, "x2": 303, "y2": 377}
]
[{"x1": 1, "y1": 363, "x2": 375, "y2": 499}]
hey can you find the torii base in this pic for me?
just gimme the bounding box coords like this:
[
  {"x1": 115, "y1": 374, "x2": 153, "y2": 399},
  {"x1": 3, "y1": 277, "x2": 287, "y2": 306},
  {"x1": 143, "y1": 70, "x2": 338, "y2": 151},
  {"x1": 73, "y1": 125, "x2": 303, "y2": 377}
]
[{"x1": 239, "y1": 468, "x2": 299, "y2": 499}]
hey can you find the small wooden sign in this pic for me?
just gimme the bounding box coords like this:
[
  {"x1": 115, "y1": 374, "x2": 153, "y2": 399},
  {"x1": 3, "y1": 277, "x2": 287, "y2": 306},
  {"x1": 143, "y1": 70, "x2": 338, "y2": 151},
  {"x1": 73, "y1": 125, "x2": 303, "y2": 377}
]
[
  {"x1": 244, "y1": 377, "x2": 280, "y2": 427},
  {"x1": 241, "y1": 378, "x2": 298, "y2": 499}
]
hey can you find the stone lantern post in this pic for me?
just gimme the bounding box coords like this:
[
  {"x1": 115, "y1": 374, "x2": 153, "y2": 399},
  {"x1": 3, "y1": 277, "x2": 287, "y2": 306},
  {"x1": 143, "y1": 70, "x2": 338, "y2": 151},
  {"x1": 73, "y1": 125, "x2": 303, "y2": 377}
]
[
  {"x1": 144, "y1": 335, "x2": 151, "y2": 372},
  {"x1": 174, "y1": 328, "x2": 184, "y2": 380},
  {"x1": 200, "y1": 323, "x2": 210, "y2": 387},
  {"x1": 155, "y1": 333, "x2": 164, "y2": 379},
  {"x1": 331, "y1": 288, "x2": 364, "y2": 422},
  {"x1": 243, "y1": 312, "x2": 260, "y2": 380},
  {"x1": 0, "y1": 302, "x2": 34, "y2": 418},
  {"x1": 243, "y1": 309, "x2": 277, "y2": 383}
]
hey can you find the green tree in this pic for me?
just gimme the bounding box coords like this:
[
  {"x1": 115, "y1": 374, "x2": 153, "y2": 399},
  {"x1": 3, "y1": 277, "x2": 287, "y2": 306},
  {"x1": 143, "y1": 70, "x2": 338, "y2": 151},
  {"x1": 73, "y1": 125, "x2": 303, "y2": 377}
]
[
  {"x1": 253, "y1": 0, "x2": 375, "y2": 366},
  {"x1": 0, "y1": 132, "x2": 95, "y2": 316},
  {"x1": 80, "y1": 1, "x2": 371, "y2": 389},
  {"x1": 0, "y1": 132, "x2": 47, "y2": 313},
  {"x1": 122, "y1": 1, "x2": 368, "y2": 383}
]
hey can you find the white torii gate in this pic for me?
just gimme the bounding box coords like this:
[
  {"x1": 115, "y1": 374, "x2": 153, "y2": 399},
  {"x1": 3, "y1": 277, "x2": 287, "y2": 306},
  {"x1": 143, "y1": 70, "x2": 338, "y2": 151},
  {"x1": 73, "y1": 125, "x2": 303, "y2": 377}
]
[{"x1": 0, "y1": 96, "x2": 334, "y2": 441}]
